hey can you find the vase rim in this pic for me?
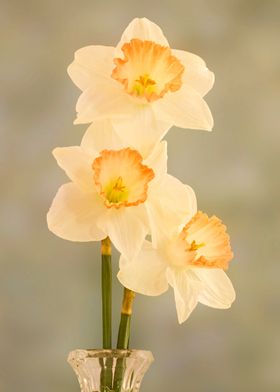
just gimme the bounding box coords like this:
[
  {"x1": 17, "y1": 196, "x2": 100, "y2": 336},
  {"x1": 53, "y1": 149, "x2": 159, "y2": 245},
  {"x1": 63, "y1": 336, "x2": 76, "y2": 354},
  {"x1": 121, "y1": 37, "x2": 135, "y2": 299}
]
[{"x1": 68, "y1": 348, "x2": 154, "y2": 363}]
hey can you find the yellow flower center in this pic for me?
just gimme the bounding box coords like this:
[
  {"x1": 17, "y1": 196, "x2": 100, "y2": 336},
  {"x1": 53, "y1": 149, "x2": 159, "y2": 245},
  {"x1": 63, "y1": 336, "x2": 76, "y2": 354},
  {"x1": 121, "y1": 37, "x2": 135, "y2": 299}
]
[
  {"x1": 112, "y1": 39, "x2": 184, "y2": 103},
  {"x1": 104, "y1": 176, "x2": 129, "y2": 204},
  {"x1": 189, "y1": 240, "x2": 205, "y2": 251},
  {"x1": 92, "y1": 148, "x2": 154, "y2": 209},
  {"x1": 133, "y1": 74, "x2": 157, "y2": 97}
]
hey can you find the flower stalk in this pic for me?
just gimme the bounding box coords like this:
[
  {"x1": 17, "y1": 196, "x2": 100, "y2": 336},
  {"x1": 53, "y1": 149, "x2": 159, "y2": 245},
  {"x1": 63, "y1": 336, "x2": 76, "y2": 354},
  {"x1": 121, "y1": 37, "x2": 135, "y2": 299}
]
[
  {"x1": 101, "y1": 237, "x2": 112, "y2": 349},
  {"x1": 117, "y1": 288, "x2": 135, "y2": 349},
  {"x1": 100, "y1": 237, "x2": 113, "y2": 392},
  {"x1": 113, "y1": 288, "x2": 135, "y2": 392}
]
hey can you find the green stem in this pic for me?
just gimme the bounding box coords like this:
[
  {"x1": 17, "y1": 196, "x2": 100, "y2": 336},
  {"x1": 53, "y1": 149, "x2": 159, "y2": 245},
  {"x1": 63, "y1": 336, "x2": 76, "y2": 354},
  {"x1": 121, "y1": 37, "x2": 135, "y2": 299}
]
[
  {"x1": 116, "y1": 288, "x2": 135, "y2": 349},
  {"x1": 101, "y1": 237, "x2": 112, "y2": 349},
  {"x1": 100, "y1": 237, "x2": 113, "y2": 392},
  {"x1": 114, "y1": 288, "x2": 135, "y2": 392},
  {"x1": 116, "y1": 314, "x2": 131, "y2": 349}
]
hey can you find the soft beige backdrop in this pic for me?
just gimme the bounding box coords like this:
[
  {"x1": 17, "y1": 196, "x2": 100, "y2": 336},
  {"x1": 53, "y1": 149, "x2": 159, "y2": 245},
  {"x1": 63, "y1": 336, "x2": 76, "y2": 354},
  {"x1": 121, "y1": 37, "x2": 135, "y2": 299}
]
[{"x1": 1, "y1": 1, "x2": 280, "y2": 391}]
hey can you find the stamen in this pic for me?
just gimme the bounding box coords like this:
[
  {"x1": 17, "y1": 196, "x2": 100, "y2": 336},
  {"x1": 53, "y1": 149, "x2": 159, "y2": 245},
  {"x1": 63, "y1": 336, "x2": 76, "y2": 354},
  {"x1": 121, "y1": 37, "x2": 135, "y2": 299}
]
[
  {"x1": 133, "y1": 74, "x2": 157, "y2": 96},
  {"x1": 188, "y1": 240, "x2": 205, "y2": 251},
  {"x1": 105, "y1": 176, "x2": 128, "y2": 204}
]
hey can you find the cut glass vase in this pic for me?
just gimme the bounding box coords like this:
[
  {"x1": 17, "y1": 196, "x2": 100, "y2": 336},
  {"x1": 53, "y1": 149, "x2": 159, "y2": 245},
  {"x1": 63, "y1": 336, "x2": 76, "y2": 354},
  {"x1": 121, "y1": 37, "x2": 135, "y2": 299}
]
[{"x1": 68, "y1": 349, "x2": 154, "y2": 392}]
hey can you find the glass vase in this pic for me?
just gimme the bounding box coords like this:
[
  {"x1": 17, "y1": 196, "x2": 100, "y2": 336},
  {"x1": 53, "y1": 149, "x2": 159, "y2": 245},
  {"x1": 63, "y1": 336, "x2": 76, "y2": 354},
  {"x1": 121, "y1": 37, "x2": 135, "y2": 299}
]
[{"x1": 68, "y1": 349, "x2": 154, "y2": 392}]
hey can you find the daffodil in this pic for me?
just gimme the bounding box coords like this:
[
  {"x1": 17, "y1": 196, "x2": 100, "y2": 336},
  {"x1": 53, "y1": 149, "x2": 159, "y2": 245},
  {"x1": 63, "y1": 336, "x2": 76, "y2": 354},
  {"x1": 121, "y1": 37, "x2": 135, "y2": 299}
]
[
  {"x1": 47, "y1": 120, "x2": 196, "y2": 261},
  {"x1": 68, "y1": 17, "x2": 214, "y2": 154},
  {"x1": 118, "y1": 211, "x2": 235, "y2": 323}
]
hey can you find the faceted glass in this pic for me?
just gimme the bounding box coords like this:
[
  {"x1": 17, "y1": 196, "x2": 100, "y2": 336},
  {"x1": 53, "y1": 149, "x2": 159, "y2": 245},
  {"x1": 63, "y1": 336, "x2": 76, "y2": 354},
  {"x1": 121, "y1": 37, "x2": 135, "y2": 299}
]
[{"x1": 68, "y1": 349, "x2": 154, "y2": 392}]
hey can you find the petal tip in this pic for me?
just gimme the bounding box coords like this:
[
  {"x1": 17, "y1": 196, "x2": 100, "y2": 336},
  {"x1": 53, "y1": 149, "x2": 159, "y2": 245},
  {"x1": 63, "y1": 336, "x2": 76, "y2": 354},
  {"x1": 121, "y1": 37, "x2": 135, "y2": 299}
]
[
  {"x1": 67, "y1": 62, "x2": 73, "y2": 77},
  {"x1": 52, "y1": 147, "x2": 61, "y2": 159},
  {"x1": 73, "y1": 117, "x2": 81, "y2": 125},
  {"x1": 205, "y1": 116, "x2": 214, "y2": 131}
]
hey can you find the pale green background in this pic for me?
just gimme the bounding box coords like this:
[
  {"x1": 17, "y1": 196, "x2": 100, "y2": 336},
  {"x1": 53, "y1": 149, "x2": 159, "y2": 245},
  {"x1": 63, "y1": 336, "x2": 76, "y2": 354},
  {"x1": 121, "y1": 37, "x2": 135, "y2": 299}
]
[{"x1": 1, "y1": 0, "x2": 280, "y2": 391}]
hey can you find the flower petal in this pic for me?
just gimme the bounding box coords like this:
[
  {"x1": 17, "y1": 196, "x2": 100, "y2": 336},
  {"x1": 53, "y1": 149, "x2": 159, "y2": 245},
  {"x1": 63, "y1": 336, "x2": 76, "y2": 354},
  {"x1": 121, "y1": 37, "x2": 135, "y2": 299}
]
[
  {"x1": 112, "y1": 105, "x2": 171, "y2": 158},
  {"x1": 117, "y1": 241, "x2": 168, "y2": 296},
  {"x1": 81, "y1": 120, "x2": 124, "y2": 157},
  {"x1": 154, "y1": 84, "x2": 213, "y2": 131},
  {"x1": 194, "y1": 268, "x2": 236, "y2": 309},
  {"x1": 97, "y1": 205, "x2": 148, "y2": 260},
  {"x1": 68, "y1": 45, "x2": 115, "y2": 91},
  {"x1": 47, "y1": 183, "x2": 106, "y2": 242},
  {"x1": 74, "y1": 82, "x2": 138, "y2": 124},
  {"x1": 115, "y1": 18, "x2": 169, "y2": 57},
  {"x1": 172, "y1": 49, "x2": 215, "y2": 96},
  {"x1": 53, "y1": 146, "x2": 94, "y2": 192},
  {"x1": 166, "y1": 268, "x2": 201, "y2": 324},
  {"x1": 144, "y1": 140, "x2": 167, "y2": 177},
  {"x1": 146, "y1": 174, "x2": 197, "y2": 246}
]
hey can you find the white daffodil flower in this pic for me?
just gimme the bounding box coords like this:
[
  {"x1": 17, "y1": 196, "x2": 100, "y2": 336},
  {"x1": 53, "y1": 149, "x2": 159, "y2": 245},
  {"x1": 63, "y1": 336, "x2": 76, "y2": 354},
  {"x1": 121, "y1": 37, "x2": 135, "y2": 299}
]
[
  {"x1": 47, "y1": 120, "x2": 196, "y2": 261},
  {"x1": 68, "y1": 17, "x2": 214, "y2": 155},
  {"x1": 118, "y1": 211, "x2": 235, "y2": 323}
]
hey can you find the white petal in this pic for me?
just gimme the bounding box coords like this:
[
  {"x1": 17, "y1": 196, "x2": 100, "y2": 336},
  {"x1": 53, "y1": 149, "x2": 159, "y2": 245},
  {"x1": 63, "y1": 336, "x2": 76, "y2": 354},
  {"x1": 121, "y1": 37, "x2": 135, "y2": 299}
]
[
  {"x1": 166, "y1": 268, "x2": 201, "y2": 324},
  {"x1": 53, "y1": 146, "x2": 94, "y2": 192},
  {"x1": 172, "y1": 49, "x2": 215, "y2": 96},
  {"x1": 97, "y1": 205, "x2": 148, "y2": 260},
  {"x1": 68, "y1": 45, "x2": 115, "y2": 91},
  {"x1": 194, "y1": 268, "x2": 236, "y2": 309},
  {"x1": 74, "y1": 82, "x2": 138, "y2": 124},
  {"x1": 81, "y1": 120, "x2": 124, "y2": 156},
  {"x1": 154, "y1": 85, "x2": 213, "y2": 131},
  {"x1": 117, "y1": 241, "x2": 168, "y2": 296},
  {"x1": 115, "y1": 18, "x2": 169, "y2": 57},
  {"x1": 144, "y1": 141, "x2": 167, "y2": 178},
  {"x1": 146, "y1": 174, "x2": 197, "y2": 246},
  {"x1": 112, "y1": 105, "x2": 171, "y2": 159},
  {"x1": 47, "y1": 183, "x2": 106, "y2": 242}
]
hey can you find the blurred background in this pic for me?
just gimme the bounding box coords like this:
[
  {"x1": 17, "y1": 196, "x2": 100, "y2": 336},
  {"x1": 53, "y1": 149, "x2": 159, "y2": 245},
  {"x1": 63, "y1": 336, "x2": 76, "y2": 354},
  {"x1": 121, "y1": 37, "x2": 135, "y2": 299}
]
[{"x1": 1, "y1": 0, "x2": 280, "y2": 391}]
